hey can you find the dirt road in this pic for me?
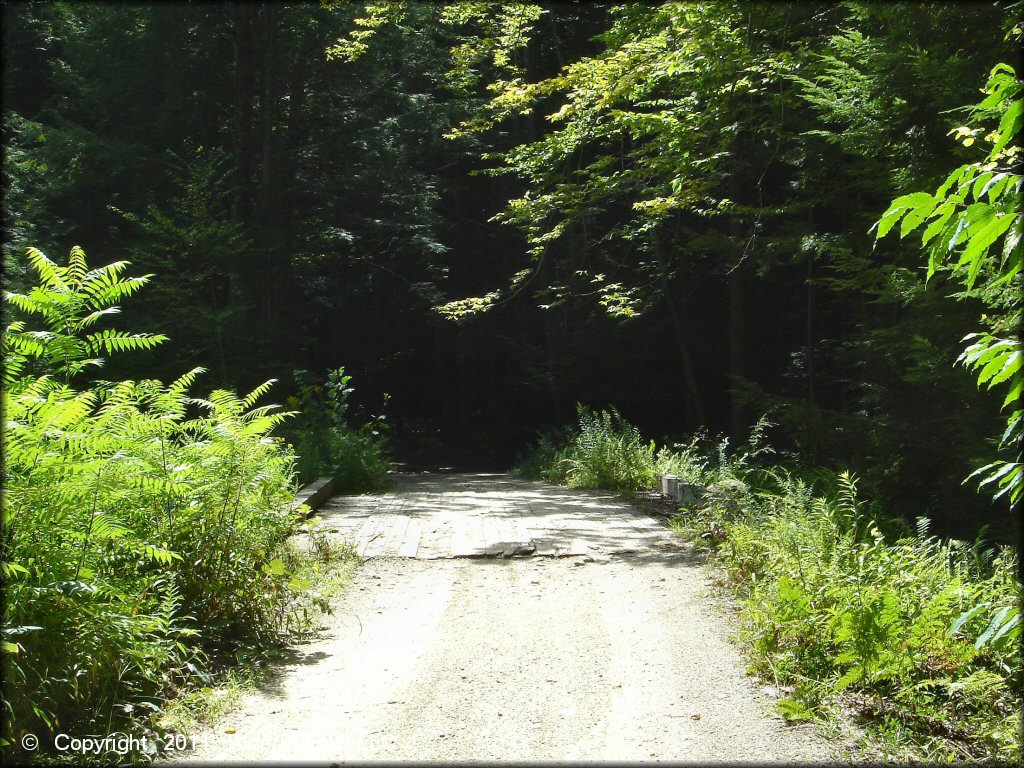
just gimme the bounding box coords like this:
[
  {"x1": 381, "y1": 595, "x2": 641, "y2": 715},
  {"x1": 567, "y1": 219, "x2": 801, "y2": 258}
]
[{"x1": 176, "y1": 474, "x2": 839, "y2": 763}]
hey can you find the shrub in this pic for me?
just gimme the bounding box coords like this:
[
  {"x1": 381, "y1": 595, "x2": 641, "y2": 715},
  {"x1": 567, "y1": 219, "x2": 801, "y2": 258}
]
[
  {"x1": 676, "y1": 467, "x2": 1022, "y2": 763},
  {"x1": 0, "y1": 248, "x2": 316, "y2": 758},
  {"x1": 514, "y1": 425, "x2": 573, "y2": 484},
  {"x1": 284, "y1": 367, "x2": 391, "y2": 493},
  {"x1": 517, "y1": 405, "x2": 657, "y2": 492},
  {"x1": 653, "y1": 434, "x2": 708, "y2": 484}
]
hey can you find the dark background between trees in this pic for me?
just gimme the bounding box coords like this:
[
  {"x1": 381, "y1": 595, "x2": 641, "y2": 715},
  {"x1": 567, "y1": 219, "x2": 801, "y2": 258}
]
[{"x1": 2, "y1": 1, "x2": 1018, "y2": 540}]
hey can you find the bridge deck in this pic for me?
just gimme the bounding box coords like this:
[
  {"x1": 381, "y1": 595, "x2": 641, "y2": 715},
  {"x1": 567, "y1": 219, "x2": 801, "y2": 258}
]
[{"x1": 302, "y1": 473, "x2": 683, "y2": 560}]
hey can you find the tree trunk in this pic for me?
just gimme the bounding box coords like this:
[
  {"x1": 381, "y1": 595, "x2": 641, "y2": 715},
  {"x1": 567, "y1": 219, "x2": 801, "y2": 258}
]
[
  {"x1": 728, "y1": 261, "x2": 744, "y2": 439},
  {"x1": 654, "y1": 232, "x2": 705, "y2": 427},
  {"x1": 806, "y1": 240, "x2": 820, "y2": 464},
  {"x1": 230, "y1": 3, "x2": 255, "y2": 226}
]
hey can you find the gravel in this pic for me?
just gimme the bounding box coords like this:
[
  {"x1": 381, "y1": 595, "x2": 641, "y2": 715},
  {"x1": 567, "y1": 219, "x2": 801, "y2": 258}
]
[{"x1": 173, "y1": 548, "x2": 841, "y2": 763}]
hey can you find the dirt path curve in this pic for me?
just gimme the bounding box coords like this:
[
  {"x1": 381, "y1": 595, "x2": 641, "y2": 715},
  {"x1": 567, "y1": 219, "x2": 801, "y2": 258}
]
[{"x1": 177, "y1": 474, "x2": 840, "y2": 763}]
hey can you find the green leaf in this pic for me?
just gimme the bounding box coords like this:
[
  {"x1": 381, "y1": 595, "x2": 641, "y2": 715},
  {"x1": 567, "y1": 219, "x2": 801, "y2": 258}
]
[
  {"x1": 975, "y1": 461, "x2": 1018, "y2": 488},
  {"x1": 890, "y1": 192, "x2": 937, "y2": 212},
  {"x1": 900, "y1": 204, "x2": 932, "y2": 239},
  {"x1": 921, "y1": 203, "x2": 957, "y2": 246},
  {"x1": 959, "y1": 213, "x2": 1014, "y2": 289},
  {"x1": 776, "y1": 698, "x2": 815, "y2": 723},
  {"x1": 986, "y1": 350, "x2": 1022, "y2": 388},
  {"x1": 979, "y1": 172, "x2": 1009, "y2": 202},
  {"x1": 874, "y1": 209, "x2": 905, "y2": 239},
  {"x1": 988, "y1": 611, "x2": 1020, "y2": 649},
  {"x1": 0, "y1": 562, "x2": 30, "y2": 578},
  {"x1": 265, "y1": 558, "x2": 288, "y2": 577},
  {"x1": 835, "y1": 666, "x2": 863, "y2": 691},
  {"x1": 949, "y1": 602, "x2": 989, "y2": 636},
  {"x1": 876, "y1": 192, "x2": 935, "y2": 241},
  {"x1": 1000, "y1": 413, "x2": 1022, "y2": 446},
  {"x1": 936, "y1": 165, "x2": 971, "y2": 198},
  {"x1": 140, "y1": 545, "x2": 182, "y2": 565},
  {"x1": 1002, "y1": 380, "x2": 1023, "y2": 410},
  {"x1": 992, "y1": 98, "x2": 1023, "y2": 154},
  {"x1": 971, "y1": 171, "x2": 995, "y2": 201},
  {"x1": 976, "y1": 606, "x2": 1013, "y2": 648}
]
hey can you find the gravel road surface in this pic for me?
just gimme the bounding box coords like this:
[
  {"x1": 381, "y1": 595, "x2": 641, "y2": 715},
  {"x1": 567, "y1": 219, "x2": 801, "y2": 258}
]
[{"x1": 175, "y1": 476, "x2": 839, "y2": 764}]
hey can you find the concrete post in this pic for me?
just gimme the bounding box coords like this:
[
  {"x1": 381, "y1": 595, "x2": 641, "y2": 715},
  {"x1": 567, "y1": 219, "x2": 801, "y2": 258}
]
[{"x1": 659, "y1": 474, "x2": 679, "y2": 496}]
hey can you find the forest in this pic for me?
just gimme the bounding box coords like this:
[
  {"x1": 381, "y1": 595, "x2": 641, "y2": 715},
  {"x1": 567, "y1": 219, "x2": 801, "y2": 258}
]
[{"x1": 1, "y1": 0, "x2": 1021, "y2": 764}]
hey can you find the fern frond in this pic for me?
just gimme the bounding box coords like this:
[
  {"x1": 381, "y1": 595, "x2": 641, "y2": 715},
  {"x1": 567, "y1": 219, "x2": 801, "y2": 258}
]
[
  {"x1": 87, "y1": 276, "x2": 152, "y2": 308},
  {"x1": 3, "y1": 332, "x2": 49, "y2": 358},
  {"x1": 3, "y1": 291, "x2": 43, "y2": 315},
  {"x1": 67, "y1": 246, "x2": 89, "y2": 288},
  {"x1": 167, "y1": 367, "x2": 206, "y2": 398},
  {"x1": 78, "y1": 307, "x2": 122, "y2": 328},
  {"x1": 80, "y1": 260, "x2": 132, "y2": 292},
  {"x1": 241, "y1": 380, "x2": 277, "y2": 410},
  {"x1": 25, "y1": 247, "x2": 64, "y2": 290},
  {"x1": 135, "y1": 544, "x2": 182, "y2": 566},
  {"x1": 85, "y1": 330, "x2": 168, "y2": 355},
  {"x1": 90, "y1": 512, "x2": 131, "y2": 542}
]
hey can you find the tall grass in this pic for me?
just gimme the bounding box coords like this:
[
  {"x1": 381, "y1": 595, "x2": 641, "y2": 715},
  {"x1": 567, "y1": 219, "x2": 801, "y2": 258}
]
[{"x1": 519, "y1": 405, "x2": 1022, "y2": 763}]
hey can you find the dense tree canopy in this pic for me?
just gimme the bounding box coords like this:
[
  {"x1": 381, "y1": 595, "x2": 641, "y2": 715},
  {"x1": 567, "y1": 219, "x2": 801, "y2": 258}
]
[{"x1": 2, "y1": 0, "x2": 1020, "y2": 541}]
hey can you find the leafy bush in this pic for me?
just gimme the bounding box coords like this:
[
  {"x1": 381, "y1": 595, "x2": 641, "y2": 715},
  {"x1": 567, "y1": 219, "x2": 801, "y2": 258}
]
[
  {"x1": 514, "y1": 424, "x2": 573, "y2": 484},
  {"x1": 653, "y1": 434, "x2": 708, "y2": 484},
  {"x1": 284, "y1": 367, "x2": 391, "y2": 493},
  {"x1": 0, "y1": 248, "x2": 322, "y2": 758},
  {"x1": 875, "y1": 63, "x2": 1023, "y2": 506},
  {"x1": 520, "y1": 407, "x2": 775, "y2": 493}
]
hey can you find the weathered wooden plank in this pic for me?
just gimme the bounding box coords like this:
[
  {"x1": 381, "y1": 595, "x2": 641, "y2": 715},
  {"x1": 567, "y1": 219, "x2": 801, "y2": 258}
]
[
  {"x1": 450, "y1": 512, "x2": 486, "y2": 557},
  {"x1": 415, "y1": 519, "x2": 448, "y2": 560},
  {"x1": 397, "y1": 517, "x2": 423, "y2": 558},
  {"x1": 480, "y1": 513, "x2": 504, "y2": 557},
  {"x1": 511, "y1": 515, "x2": 532, "y2": 543},
  {"x1": 364, "y1": 493, "x2": 405, "y2": 556},
  {"x1": 355, "y1": 516, "x2": 386, "y2": 557},
  {"x1": 380, "y1": 514, "x2": 411, "y2": 556},
  {"x1": 493, "y1": 514, "x2": 514, "y2": 548},
  {"x1": 311, "y1": 472, "x2": 682, "y2": 560}
]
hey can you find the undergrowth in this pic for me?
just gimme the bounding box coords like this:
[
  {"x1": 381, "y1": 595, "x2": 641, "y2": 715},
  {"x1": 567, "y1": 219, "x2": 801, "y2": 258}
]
[
  {"x1": 519, "y1": 405, "x2": 1022, "y2": 763},
  {"x1": 159, "y1": 521, "x2": 358, "y2": 739},
  {"x1": 517, "y1": 405, "x2": 657, "y2": 492},
  {"x1": 0, "y1": 247, "x2": 359, "y2": 764},
  {"x1": 283, "y1": 367, "x2": 391, "y2": 493}
]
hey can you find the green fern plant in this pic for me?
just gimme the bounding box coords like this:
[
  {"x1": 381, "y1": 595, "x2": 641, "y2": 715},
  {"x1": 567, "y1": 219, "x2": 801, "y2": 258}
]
[
  {"x1": 515, "y1": 398, "x2": 1022, "y2": 761},
  {"x1": 561, "y1": 405, "x2": 657, "y2": 492},
  {"x1": 1, "y1": 247, "x2": 305, "y2": 758},
  {"x1": 3, "y1": 246, "x2": 166, "y2": 384}
]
